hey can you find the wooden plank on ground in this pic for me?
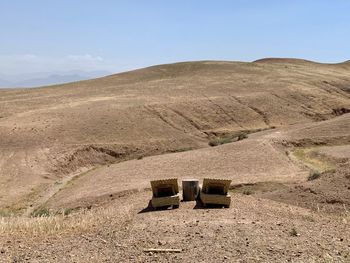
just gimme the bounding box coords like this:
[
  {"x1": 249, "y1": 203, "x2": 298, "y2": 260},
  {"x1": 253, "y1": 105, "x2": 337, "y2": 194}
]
[{"x1": 143, "y1": 248, "x2": 182, "y2": 253}]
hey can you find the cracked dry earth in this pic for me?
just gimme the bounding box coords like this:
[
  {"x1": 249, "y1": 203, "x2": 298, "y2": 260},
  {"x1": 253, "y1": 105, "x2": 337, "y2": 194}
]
[{"x1": 1, "y1": 191, "x2": 349, "y2": 263}]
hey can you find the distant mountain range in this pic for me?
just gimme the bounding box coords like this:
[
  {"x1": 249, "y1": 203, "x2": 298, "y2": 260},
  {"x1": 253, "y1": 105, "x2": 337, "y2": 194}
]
[{"x1": 0, "y1": 70, "x2": 111, "y2": 88}]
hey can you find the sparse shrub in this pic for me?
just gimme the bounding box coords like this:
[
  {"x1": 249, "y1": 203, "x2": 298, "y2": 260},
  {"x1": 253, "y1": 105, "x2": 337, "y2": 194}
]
[
  {"x1": 308, "y1": 170, "x2": 321, "y2": 181},
  {"x1": 32, "y1": 207, "x2": 51, "y2": 217},
  {"x1": 237, "y1": 132, "x2": 248, "y2": 141},
  {"x1": 0, "y1": 210, "x2": 11, "y2": 217},
  {"x1": 170, "y1": 147, "x2": 193, "y2": 153},
  {"x1": 290, "y1": 228, "x2": 299, "y2": 237},
  {"x1": 243, "y1": 190, "x2": 253, "y2": 195},
  {"x1": 208, "y1": 137, "x2": 233, "y2": 147},
  {"x1": 208, "y1": 139, "x2": 220, "y2": 147},
  {"x1": 63, "y1": 208, "x2": 74, "y2": 216},
  {"x1": 137, "y1": 156, "x2": 143, "y2": 160}
]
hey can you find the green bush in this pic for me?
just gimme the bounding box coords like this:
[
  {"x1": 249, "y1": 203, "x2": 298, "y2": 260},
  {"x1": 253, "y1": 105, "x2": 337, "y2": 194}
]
[
  {"x1": 237, "y1": 132, "x2": 248, "y2": 141},
  {"x1": 63, "y1": 208, "x2": 74, "y2": 216},
  {"x1": 308, "y1": 170, "x2": 321, "y2": 181},
  {"x1": 243, "y1": 189, "x2": 253, "y2": 195},
  {"x1": 208, "y1": 131, "x2": 248, "y2": 146},
  {"x1": 290, "y1": 228, "x2": 299, "y2": 237},
  {"x1": 208, "y1": 137, "x2": 233, "y2": 147},
  {"x1": 208, "y1": 139, "x2": 219, "y2": 147},
  {"x1": 32, "y1": 207, "x2": 51, "y2": 217}
]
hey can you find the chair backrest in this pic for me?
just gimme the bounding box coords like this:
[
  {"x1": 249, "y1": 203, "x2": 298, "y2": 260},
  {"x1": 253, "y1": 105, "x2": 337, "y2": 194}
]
[
  {"x1": 202, "y1": 178, "x2": 231, "y2": 195},
  {"x1": 150, "y1": 179, "x2": 179, "y2": 197}
]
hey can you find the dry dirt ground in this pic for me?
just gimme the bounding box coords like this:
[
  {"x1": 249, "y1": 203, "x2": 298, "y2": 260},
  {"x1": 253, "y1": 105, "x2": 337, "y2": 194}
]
[
  {"x1": 0, "y1": 59, "x2": 350, "y2": 262},
  {"x1": 1, "y1": 192, "x2": 349, "y2": 263}
]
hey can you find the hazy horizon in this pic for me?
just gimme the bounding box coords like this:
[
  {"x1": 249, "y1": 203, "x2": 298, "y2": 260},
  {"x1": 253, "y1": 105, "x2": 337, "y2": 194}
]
[{"x1": 1, "y1": 0, "x2": 350, "y2": 86}]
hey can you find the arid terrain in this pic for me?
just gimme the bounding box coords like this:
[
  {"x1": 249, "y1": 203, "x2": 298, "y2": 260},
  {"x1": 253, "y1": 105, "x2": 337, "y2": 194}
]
[{"x1": 0, "y1": 59, "x2": 350, "y2": 262}]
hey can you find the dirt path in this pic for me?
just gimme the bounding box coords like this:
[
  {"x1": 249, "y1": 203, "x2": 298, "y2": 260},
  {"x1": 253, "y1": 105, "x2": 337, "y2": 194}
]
[{"x1": 23, "y1": 167, "x2": 94, "y2": 216}]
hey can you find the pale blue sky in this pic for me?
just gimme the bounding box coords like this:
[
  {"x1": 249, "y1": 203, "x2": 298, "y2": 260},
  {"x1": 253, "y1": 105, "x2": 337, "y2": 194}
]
[{"x1": 1, "y1": 1, "x2": 350, "y2": 75}]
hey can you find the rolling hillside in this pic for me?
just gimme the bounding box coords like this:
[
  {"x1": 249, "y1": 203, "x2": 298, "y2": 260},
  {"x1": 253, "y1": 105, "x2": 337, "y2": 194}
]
[
  {"x1": 0, "y1": 59, "x2": 350, "y2": 213},
  {"x1": 1, "y1": 59, "x2": 350, "y2": 262}
]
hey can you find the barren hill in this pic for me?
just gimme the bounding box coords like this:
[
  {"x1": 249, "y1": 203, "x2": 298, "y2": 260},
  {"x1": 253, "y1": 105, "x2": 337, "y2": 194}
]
[
  {"x1": 1, "y1": 60, "x2": 350, "y2": 262},
  {"x1": 1, "y1": 60, "x2": 350, "y2": 213}
]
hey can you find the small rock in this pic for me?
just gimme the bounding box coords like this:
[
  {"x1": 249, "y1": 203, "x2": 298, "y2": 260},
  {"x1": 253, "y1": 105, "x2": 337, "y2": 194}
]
[
  {"x1": 157, "y1": 240, "x2": 166, "y2": 246},
  {"x1": 0, "y1": 249, "x2": 5, "y2": 254}
]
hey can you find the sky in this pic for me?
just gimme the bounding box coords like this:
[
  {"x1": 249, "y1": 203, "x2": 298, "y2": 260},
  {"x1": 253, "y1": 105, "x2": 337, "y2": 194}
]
[{"x1": 1, "y1": 0, "x2": 350, "y2": 75}]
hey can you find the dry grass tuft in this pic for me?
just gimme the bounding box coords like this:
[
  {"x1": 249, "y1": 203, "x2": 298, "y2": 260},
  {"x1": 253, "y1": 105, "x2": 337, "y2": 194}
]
[
  {"x1": 0, "y1": 204, "x2": 132, "y2": 238},
  {"x1": 293, "y1": 148, "x2": 335, "y2": 172}
]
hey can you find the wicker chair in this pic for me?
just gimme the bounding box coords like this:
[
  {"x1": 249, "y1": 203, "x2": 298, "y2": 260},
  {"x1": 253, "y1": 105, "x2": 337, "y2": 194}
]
[
  {"x1": 200, "y1": 178, "x2": 232, "y2": 208},
  {"x1": 150, "y1": 178, "x2": 180, "y2": 209}
]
